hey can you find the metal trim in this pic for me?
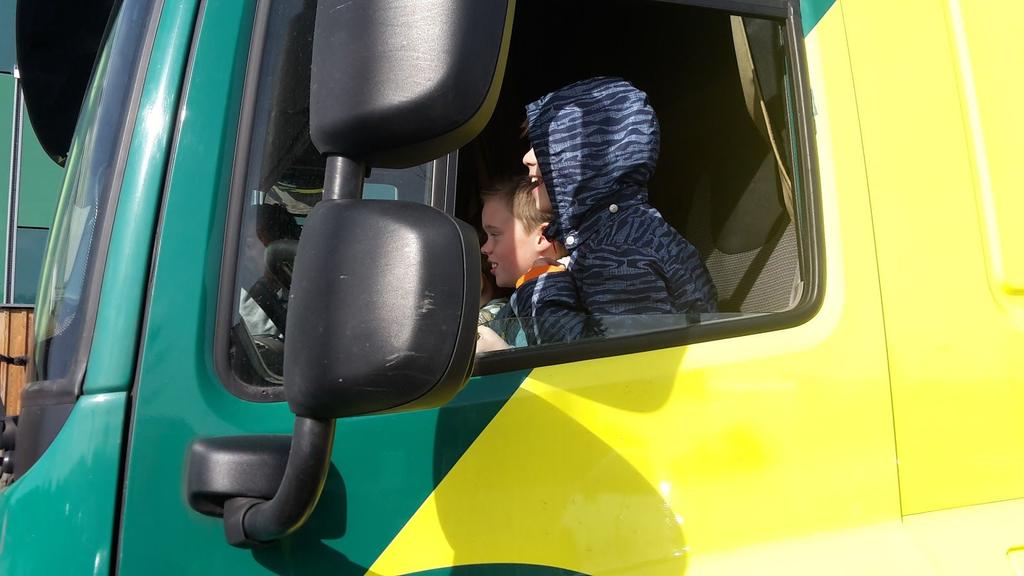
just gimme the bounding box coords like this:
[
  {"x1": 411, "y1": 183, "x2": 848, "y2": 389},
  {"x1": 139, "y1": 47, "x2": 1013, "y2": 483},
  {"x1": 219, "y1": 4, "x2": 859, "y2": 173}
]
[{"x1": 4, "y1": 68, "x2": 22, "y2": 304}]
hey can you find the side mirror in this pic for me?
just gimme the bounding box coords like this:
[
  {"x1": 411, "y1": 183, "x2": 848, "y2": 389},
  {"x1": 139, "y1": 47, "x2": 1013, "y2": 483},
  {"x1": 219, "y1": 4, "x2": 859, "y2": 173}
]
[
  {"x1": 310, "y1": 0, "x2": 514, "y2": 167},
  {"x1": 202, "y1": 0, "x2": 509, "y2": 547},
  {"x1": 286, "y1": 200, "x2": 479, "y2": 418},
  {"x1": 221, "y1": 200, "x2": 480, "y2": 547}
]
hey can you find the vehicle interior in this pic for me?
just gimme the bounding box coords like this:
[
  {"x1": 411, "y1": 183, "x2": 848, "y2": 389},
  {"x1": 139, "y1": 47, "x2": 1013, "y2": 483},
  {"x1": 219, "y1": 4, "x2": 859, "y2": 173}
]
[
  {"x1": 458, "y1": 0, "x2": 801, "y2": 314},
  {"x1": 227, "y1": 0, "x2": 806, "y2": 389}
]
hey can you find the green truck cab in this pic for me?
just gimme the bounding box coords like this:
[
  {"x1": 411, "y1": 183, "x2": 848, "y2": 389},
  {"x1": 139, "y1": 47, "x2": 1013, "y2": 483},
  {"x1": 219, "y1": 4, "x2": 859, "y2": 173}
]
[{"x1": 3, "y1": 0, "x2": 1024, "y2": 574}]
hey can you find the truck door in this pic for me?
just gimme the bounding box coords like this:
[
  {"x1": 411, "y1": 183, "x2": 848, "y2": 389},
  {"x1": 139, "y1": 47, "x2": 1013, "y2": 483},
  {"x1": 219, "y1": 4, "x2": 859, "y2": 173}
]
[
  {"x1": 842, "y1": 1, "x2": 1024, "y2": 572},
  {"x1": 116, "y1": 1, "x2": 530, "y2": 573},
  {"x1": 116, "y1": 0, "x2": 909, "y2": 574}
]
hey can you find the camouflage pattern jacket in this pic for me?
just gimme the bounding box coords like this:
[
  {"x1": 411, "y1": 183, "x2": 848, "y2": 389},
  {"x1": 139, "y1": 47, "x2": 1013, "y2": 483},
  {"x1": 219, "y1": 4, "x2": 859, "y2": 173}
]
[{"x1": 513, "y1": 77, "x2": 718, "y2": 345}]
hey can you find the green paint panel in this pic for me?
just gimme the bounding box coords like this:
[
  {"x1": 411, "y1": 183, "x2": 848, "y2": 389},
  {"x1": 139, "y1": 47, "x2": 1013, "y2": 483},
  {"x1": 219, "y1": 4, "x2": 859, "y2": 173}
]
[
  {"x1": 0, "y1": 393, "x2": 128, "y2": 576},
  {"x1": 114, "y1": 4, "x2": 274, "y2": 574},
  {"x1": 801, "y1": 0, "x2": 837, "y2": 36},
  {"x1": 83, "y1": 0, "x2": 199, "y2": 395}
]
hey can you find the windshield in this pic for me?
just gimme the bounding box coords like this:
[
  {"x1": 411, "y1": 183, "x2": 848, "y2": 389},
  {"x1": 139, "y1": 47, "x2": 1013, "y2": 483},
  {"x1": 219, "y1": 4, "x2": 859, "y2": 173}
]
[{"x1": 33, "y1": 0, "x2": 154, "y2": 383}]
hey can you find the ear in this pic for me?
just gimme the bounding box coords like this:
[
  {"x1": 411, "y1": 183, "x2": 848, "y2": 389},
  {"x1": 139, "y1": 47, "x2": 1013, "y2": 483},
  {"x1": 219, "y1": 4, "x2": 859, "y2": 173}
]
[{"x1": 535, "y1": 223, "x2": 553, "y2": 248}]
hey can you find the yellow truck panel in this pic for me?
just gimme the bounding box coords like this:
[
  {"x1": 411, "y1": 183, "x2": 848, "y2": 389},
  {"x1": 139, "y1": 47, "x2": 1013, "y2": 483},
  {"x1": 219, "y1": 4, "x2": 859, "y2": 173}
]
[{"x1": 843, "y1": 0, "x2": 1024, "y2": 516}]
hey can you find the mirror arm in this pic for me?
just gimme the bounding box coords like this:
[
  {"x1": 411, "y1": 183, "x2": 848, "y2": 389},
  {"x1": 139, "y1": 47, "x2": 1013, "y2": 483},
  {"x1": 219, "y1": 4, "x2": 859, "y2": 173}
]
[
  {"x1": 222, "y1": 416, "x2": 336, "y2": 547},
  {"x1": 323, "y1": 155, "x2": 365, "y2": 201}
]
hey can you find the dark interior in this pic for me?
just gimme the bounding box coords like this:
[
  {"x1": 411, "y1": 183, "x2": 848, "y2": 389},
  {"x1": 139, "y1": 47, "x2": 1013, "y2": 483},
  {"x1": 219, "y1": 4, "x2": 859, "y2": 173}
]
[{"x1": 457, "y1": 0, "x2": 791, "y2": 262}]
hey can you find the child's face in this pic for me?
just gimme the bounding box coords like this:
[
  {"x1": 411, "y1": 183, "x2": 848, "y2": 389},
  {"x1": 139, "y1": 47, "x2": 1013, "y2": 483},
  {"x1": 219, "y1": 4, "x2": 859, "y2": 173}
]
[
  {"x1": 481, "y1": 198, "x2": 548, "y2": 288},
  {"x1": 522, "y1": 148, "x2": 553, "y2": 213}
]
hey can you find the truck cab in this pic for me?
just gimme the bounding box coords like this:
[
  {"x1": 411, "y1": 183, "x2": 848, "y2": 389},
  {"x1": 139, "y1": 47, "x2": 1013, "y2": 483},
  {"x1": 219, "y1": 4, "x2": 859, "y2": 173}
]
[{"x1": 1, "y1": 0, "x2": 1022, "y2": 574}]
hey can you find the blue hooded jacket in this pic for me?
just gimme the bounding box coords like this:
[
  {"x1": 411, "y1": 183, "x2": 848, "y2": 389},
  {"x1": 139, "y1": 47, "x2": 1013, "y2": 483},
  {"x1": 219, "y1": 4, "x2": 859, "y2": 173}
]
[{"x1": 512, "y1": 77, "x2": 718, "y2": 345}]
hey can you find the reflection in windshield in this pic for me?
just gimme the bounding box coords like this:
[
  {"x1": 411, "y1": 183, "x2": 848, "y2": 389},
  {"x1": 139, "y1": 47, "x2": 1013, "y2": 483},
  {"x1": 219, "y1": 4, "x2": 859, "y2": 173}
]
[{"x1": 33, "y1": 1, "x2": 152, "y2": 383}]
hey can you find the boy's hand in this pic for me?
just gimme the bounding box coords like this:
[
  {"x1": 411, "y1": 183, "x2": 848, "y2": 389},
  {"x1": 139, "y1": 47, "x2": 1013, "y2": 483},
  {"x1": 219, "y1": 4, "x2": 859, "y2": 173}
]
[{"x1": 477, "y1": 326, "x2": 511, "y2": 352}]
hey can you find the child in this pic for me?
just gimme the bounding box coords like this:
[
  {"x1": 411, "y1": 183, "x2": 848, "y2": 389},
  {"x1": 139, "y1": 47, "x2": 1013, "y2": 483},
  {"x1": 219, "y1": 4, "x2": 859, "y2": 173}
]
[
  {"x1": 522, "y1": 76, "x2": 718, "y2": 322},
  {"x1": 479, "y1": 177, "x2": 585, "y2": 346}
]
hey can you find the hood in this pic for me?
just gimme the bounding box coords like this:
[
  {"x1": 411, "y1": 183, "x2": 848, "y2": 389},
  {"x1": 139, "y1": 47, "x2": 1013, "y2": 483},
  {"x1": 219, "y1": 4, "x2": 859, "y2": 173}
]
[{"x1": 526, "y1": 77, "x2": 660, "y2": 249}]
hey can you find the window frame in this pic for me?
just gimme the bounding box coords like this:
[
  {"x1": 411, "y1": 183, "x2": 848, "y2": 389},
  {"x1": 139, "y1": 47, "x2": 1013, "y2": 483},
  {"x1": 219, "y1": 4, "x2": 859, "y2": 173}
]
[{"x1": 215, "y1": 0, "x2": 823, "y2": 396}]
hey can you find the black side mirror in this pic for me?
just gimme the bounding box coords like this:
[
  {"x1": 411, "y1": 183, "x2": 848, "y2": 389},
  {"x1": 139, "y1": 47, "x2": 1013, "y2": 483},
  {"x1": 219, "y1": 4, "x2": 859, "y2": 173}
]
[
  {"x1": 199, "y1": 0, "x2": 510, "y2": 548},
  {"x1": 310, "y1": 0, "x2": 514, "y2": 167},
  {"x1": 286, "y1": 200, "x2": 479, "y2": 418},
  {"x1": 220, "y1": 200, "x2": 479, "y2": 547}
]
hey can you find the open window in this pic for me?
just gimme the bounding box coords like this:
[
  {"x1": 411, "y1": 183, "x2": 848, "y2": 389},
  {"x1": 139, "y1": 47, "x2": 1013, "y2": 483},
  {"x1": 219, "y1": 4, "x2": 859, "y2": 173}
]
[
  {"x1": 218, "y1": 0, "x2": 819, "y2": 399},
  {"x1": 464, "y1": 0, "x2": 818, "y2": 372}
]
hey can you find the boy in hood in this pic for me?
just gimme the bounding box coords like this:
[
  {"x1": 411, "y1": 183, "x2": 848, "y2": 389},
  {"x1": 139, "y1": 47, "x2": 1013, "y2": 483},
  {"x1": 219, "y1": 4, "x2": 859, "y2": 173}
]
[{"x1": 518, "y1": 76, "x2": 717, "y2": 335}]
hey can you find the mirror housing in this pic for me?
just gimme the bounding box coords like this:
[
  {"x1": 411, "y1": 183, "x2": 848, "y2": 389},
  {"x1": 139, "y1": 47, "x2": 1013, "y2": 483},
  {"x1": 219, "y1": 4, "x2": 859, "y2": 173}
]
[
  {"x1": 285, "y1": 200, "x2": 480, "y2": 419},
  {"x1": 310, "y1": 0, "x2": 514, "y2": 168},
  {"x1": 203, "y1": 1, "x2": 504, "y2": 547},
  {"x1": 213, "y1": 195, "x2": 481, "y2": 548}
]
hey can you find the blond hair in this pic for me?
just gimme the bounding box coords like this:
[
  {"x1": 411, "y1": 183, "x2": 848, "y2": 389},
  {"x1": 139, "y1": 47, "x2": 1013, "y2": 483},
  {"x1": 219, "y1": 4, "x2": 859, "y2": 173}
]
[{"x1": 481, "y1": 176, "x2": 551, "y2": 233}]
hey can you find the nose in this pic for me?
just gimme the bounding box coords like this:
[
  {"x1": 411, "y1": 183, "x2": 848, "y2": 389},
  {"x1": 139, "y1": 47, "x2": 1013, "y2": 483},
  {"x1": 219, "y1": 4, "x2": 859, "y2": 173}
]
[
  {"x1": 523, "y1": 147, "x2": 536, "y2": 169},
  {"x1": 481, "y1": 238, "x2": 492, "y2": 255}
]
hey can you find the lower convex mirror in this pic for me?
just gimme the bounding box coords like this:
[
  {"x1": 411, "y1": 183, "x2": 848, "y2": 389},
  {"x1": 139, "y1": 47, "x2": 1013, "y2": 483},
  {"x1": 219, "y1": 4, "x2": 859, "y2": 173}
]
[{"x1": 285, "y1": 199, "x2": 480, "y2": 419}]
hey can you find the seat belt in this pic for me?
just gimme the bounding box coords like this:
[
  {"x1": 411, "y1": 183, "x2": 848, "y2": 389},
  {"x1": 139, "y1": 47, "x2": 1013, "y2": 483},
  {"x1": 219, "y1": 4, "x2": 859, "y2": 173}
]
[
  {"x1": 730, "y1": 16, "x2": 795, "y2": 222},
  {"x1": 731, "y1": 16, "x2": 804, "y2": 308}
]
